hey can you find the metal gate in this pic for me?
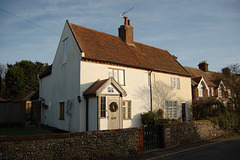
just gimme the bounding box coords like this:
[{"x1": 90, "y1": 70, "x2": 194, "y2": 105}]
[{"x1": 143, "y1": 125, "x2": 164, "y2": 151}]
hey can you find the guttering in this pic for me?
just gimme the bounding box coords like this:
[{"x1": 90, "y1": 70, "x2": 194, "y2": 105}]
[{"x1": 81, "y1": 57, "x2": 192, "y2": 77}]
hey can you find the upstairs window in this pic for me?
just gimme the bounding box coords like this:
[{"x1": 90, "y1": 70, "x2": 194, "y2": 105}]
[
  {"x1": 228, "y1": 89, "x2": 232, "y2": 98},
  {"x1": 108, "y1": 68, "x2": 125, "y2": 85},
  {"x1": 170, "y1": 77, "x2": 180, "y2": 90},
  {"x1": 218, "y1": 88, "x2": 222, "y2": 98},
  {"x1": 199, "y1": 86, "x2": 204, "y2": 97},
  {"x1": 63, "y1": 38, "x2": 68, "y2": 64},
  {"x1": 211, "y1": 88, "x2": 214, "y2": 96}
]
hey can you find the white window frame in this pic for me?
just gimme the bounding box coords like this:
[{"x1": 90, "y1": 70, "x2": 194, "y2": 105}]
[
  {"x1": 122, "y1": 100, "x2": 131, "y2": 120},
  {"x1": 218, "y1": 87, "x2": 222, "y2": 98},
  {"x1": 108, "y1": 68, "x2": 125, "y2": 85},
  {"x1": 165, "y1": 101, "x2": 178, "y2": 119},
  {"x1": 63, "y1": 38, "x2": 68, "y2": 64},
  {"x1": 199, "y1": 84, "x2": 204, "y2": 97},
  {"x1": 211, "y1": 88, "x2": 214, "y2": 96},
  {"x1": 228, "y1": 89, "x2": 232, "y2": 98},
  {"x1": 170, "y1": 77, "x2": 180, "y2": 90}
]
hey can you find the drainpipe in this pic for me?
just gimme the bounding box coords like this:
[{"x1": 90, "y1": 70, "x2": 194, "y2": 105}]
[
  {"x1": 37, "y1": 74, "x2": 41, "y2": 100},
  {"x1": 149, "y1": 70, "x2": 153, "y2": 111},
  {"x1": 84, "y1": 96, "x2": 89, "y2": 132}
]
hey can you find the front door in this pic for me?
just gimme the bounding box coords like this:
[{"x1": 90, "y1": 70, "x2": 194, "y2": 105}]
[
  {"x1": 107, "y1": 97, "x2": 120, "y2": 130},
  {"x1": 181, "y1": 103, "x2": 186, "y2": 122}
]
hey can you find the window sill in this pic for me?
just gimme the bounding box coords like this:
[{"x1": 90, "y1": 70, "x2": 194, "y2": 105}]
[{"x1": 123, "y1": 118, "x2": 132, "y2": 120}]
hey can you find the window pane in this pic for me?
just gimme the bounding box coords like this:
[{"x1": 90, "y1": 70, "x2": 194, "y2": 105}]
[
  {"x1": 128, "y1": 102, "x2": 131, "y2": 119},
  {"x1": 101, "y1": 97, "x2": 106, "y2": 118},
  {"x1": 63, "y1": 39, "x2": 68, "y2": 55},
  {"x1": 119, "y1": 70, "x2": 124, "y2": 85},
  {"x1": 123, "y1": 101, "x2": 131, "y2": 120},
  {"x1": 165, "y1": 101, "x2": 177, "y2": 119},
  {"x1": 108, "y1": 69, "x2": 113, "y2": 78},
  {"x1": 59, "y1": 102, "x2": 64, "y2": 120},
  {"x1": 177, "y1": 78, "x2": 180, "y2": 89},
  {"x1": 114, "y1": 70, "x2": 118, "y2": 82}
]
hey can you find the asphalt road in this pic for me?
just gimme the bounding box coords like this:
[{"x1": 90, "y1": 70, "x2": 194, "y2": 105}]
[{"x1": 134, "y1": 135, "x2": 240, "y2": 160}]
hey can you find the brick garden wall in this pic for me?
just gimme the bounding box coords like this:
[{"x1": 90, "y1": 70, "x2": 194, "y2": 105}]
[
  {"x1": 163, "y1": 120, "x2": 225, "y2": 148},
  {"x1": 0, "y1": 128, "x2": 143, "y2": 159},
  {"x1": 0, "y1": 120, "x2": 227, "y2": 159}
]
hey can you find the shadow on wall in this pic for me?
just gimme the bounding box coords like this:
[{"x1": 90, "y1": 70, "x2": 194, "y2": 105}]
[
  {"x1": 130, "y1": 113, "x2": 143, "y2": 128},
  {"x1": 134, "y1": 85, "x2": 150, "y2": 111},
  {"x1": 152, "y1": 80, "x2": 176, "y2": 112}
]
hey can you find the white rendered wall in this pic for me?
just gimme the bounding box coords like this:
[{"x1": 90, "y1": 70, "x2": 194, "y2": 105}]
[
  {"x1": 152, "y1": 72, "x2": 192, "y2": 121},
  {"x1": 80, "y1": 61, "x2": 151, "y2": 129},
  {"x1": 88, "y1": 97, "x2": 98, "y2": 131},
  {"x1": 40, "y1": 22, "x2": 83, "y2": 132}
]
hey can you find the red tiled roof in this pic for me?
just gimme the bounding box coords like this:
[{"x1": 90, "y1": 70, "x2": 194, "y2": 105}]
[
  {"x1": 184, "y1": 66, "x2": 216, "y2": 87},
  {"x1": 68, "y1": 21, "x2": 191, "y2": 77},
  {"x1": 84, "y1": 79, "x2": 108, "y2": 95},
  {"x1": 13, "y1": 91, "x2": 35, "y2": 102}
]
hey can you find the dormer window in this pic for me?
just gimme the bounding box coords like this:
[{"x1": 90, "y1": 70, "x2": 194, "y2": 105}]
[
  {"x1": 228, "y1": 89, "x2": 232, "y2": 98},
  {"x1": 218, "y1": 87, "x2": 222, "y2": 98},
  {"x1": 211, "y1": 88, "x2": 214, "y2": 96},
  {"x1": 199, "y1": 85, "x2": 204, "y2": 97}
]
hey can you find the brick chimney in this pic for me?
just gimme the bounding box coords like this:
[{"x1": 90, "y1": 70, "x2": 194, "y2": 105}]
[
  {"x1": 118, "y1": 17, "x2": 134, "y2": 45},
  {"x1": 198, "y1": 61, "x2": 209, "y2": 72},
  {"x1": 222, "y1": 67, "x2": 231, "y2": 76}
]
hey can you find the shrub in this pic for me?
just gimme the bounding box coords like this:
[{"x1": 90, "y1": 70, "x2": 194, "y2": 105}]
[
  {"x1": 208, "y1": 111, "x2": 240, "y2": 131},
  {"x1": 193, "y1": 97, "x2": 225, "y2": 120},
  {"x1": 141, "y1": 111, "x2": 158, "y2": 126},
  {"x1": 141, "y1": 111, "x2": 180, "y2": 126},
  {"x1": 156, "y1": 109, "x2": 164, "y2": 119}
]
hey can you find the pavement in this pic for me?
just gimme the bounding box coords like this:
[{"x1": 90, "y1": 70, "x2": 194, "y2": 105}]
[{"x1": 129, "y1": 134, "x2": 240, "y2": 160}]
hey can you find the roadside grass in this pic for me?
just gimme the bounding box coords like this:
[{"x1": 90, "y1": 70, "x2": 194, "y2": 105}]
[
  {"x1": 0, "y1": 125, "x2": 68, "y2": 137},
  {"x1": 0, "y1": 128, "x2": 34, "y2": 137}
]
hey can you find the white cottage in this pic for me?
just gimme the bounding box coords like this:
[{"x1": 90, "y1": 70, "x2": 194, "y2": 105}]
[{"x1": 39, "y1": 17, "x2": 192, "y2": 132}]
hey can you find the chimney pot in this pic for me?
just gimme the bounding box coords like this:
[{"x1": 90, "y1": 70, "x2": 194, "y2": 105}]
[
  {"x1": 124, "y1": 17, "x2": 128, "y2": 25},
  {"x1": 127, "y1": 19, "x2": 131, "y2": 26}
]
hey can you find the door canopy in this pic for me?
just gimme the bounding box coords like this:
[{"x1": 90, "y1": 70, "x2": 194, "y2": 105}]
[{"x1": 84, "y1": 77, "x2": 127, "y2": 97}]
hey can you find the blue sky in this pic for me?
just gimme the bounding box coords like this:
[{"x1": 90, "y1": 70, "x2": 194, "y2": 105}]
[{"x1": 0, "y1": 0, "x2": 239, "y2": 72}]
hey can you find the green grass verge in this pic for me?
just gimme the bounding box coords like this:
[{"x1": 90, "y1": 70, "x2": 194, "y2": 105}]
[{"x1": 0, "y1": 128, "x2": 34, "y2": 137}]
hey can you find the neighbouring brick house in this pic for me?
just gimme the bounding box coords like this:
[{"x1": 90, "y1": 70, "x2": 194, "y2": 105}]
[
  {"x1": 185, "y1": 62, "x2": 234, "y2": 108},
  {"x1": 39, "y1": 17, "x2": 192, "y2": 132}
]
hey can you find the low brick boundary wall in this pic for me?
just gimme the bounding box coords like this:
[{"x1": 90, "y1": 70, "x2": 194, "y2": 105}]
[
  {"x1": 163, "y1": 120, "x2": 225, "y2": 148},
  {"x1": 0, "y1": 128, "x2": 143, "y2": 159}
]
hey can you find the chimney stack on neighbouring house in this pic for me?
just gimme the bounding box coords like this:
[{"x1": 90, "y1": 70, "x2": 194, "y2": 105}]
[
  {"x1": 118, "y1": 17, "x2": 134, "y2": 45},
  {"x1": 172, "y1": 55, "x2": 178, "y2": 60},
  {"x1": 222, "y1": 67, "x2": 231, "y2": 76},
  {"x1": 198, "y1": 61, "x2": 209, "y2": 72}
]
